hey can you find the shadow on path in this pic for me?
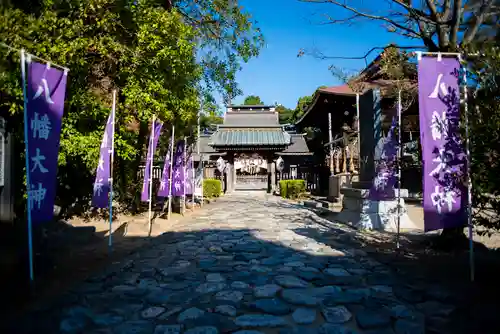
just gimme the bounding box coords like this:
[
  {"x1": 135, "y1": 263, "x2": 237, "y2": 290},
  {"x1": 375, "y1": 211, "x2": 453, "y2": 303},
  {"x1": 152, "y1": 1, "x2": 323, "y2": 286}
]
[{"x1": 1, "y1": 193, "x2": 498, "y2": 334}]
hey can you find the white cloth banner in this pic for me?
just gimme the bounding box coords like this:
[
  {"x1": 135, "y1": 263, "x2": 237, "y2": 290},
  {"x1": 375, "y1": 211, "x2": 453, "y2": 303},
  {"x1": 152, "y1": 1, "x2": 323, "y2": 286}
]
[{"x1": 194, "y1": 163, "x2": 203, "y2": 196}]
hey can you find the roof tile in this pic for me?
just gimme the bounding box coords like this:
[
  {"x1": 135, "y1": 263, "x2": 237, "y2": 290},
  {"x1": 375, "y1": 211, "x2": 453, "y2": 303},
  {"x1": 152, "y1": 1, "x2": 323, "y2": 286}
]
[{"x1": 209, "y1": 128, "x2": 291, "y2": 147}]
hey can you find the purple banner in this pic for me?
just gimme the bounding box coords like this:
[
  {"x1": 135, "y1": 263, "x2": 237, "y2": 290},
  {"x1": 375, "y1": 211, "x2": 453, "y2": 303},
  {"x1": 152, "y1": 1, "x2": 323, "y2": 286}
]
[
  {"x1": 92, "y1": 111, "x2": 114, "y2": 208},
  {"x1": 418, "y1": 56, "x2": 466, "y2": 231},
  {"x1": 141, "y1": 120, "x2": 163, "y2": 202},
  {"x1": 26, "y1": 61, "x2": 68, "y2": 224},
  {"x1": 370, "y1": 117, "x2": 398, "y2": 200},
  {"x1": 157, "y1": 142, "x2": 172, "y2": 197},
  {"x1": 172, "y1": 140, "x2": 185, "y2": 197},
  {"x1": 185, "y1": 152, "x2": 194, "y2": 195}
]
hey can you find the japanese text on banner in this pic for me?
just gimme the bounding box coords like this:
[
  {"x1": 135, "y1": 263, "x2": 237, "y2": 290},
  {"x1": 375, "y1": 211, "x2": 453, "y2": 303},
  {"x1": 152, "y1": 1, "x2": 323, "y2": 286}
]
[{"x1": 26, "y1": 62, "x2": 67, "y2": 224}]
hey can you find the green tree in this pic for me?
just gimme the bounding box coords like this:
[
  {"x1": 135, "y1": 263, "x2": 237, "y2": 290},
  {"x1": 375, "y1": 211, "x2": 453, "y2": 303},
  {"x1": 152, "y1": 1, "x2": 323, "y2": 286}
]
[
  {"x1": 166, "y1": 0, "x2": 265, "y2": 103},
  {"x1": 292, "y1": 86, "x2": 327, "y2": 121},
  {"x1": 0, "y1": 0, "x2": 210, "y2": 216},
  {"x1": 243, "y1": 95, "x2": 265, "y2": 105},
  {"x1": 275, "y1": 104, "x2": 294, "y2": 124},
  {"x1": 467, "y1": 42, "x2": 500, "y2": 232}
]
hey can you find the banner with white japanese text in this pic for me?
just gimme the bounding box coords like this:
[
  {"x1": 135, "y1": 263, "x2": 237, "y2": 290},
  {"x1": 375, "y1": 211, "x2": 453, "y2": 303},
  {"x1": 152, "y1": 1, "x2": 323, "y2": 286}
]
[
  {"x1": 184, "y1": 152, "x2": 194, "y2": 195},
  {"x1": 369, "y1": 117, "x2": 398, "y2": 200},
  {"x1": 157, "y1": 141, "x2": 172, "y2": 197},
  {"x1": 194, "y1": 159, "x2": 203, "y2": 196},
  {"x1": 141, "y1": 120, "x2": 163, "y2": 202},
  {"x1": 172, "y1": 140, "x2": 185, "y2": 196},
  {"x1": 418, "y1": 55, "x2": 467, "y2": 231},
  {"x1": 92, "y1": 110, "x2": 114, "y2": 208},
  {"x1": 26, "y1": 61, "x2": 68, "y2": 224}
]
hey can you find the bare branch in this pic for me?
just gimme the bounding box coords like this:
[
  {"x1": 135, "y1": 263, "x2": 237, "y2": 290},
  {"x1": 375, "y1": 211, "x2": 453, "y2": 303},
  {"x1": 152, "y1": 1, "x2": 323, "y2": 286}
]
[
  {"x1": 463, "y1": 0, "x2": 496, "y2": 45},
  {"x1": 318, "y1": 13, "x2": 364, "y2": 25},
  {"x1": 425, "y1": 0, "x2": 439, "y2": 18},
  {"x1": 298, "y1": 44, "x2": 426, "y2": 65},
  {"x1": 298, "y1": 0, "x2": 424, "y2": 38},
  {"x1": 450, "y1": 0, "x2": 463, "y2": 48},
  {"x1": 442, "y1": 0, "x2": 453, "y2": 20}
]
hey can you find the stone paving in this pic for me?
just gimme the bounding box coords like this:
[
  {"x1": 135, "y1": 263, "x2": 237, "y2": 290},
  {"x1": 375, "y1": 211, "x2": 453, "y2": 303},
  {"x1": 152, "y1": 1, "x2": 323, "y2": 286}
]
[{"x1": 19, "y1": 192, "x2": 459, "y2": 334}]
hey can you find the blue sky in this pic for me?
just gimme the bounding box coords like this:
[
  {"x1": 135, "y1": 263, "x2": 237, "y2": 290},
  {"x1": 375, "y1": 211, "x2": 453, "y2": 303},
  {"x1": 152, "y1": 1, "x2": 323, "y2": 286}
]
[{"x1": 229, "y1": 0, "x2": 412, "y2": 109}]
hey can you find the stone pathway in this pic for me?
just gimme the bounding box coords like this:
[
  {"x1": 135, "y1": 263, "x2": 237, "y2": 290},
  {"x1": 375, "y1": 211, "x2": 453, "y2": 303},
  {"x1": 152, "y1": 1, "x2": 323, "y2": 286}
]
[{"x1": 17, "y1": 192, "x2": 459, "y2": 334}]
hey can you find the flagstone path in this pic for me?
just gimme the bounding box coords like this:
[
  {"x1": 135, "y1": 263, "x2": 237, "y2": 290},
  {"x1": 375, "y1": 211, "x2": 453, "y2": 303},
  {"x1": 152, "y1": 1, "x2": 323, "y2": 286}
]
[{"x1": 17, "y1": 192, "x2": 461, "y2": 334}]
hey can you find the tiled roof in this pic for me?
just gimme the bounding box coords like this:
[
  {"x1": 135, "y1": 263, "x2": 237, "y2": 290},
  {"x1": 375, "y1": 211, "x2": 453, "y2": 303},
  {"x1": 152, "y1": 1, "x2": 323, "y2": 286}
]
[
  {"x1": 209, "y1": 128, "x2": 291, "y2": 147},
  {"x1": 192, "y1": 134, "x2": 225, "y2": 161},
  {"x1": 277, "y1": 134, "x2": 312, "y2": 155},
  {"x1": 220, "y1": 111, "x2": 280, "y2": 127},
  {"x1": 317, "y1": 79, "x2": 401, "y2": 97}
]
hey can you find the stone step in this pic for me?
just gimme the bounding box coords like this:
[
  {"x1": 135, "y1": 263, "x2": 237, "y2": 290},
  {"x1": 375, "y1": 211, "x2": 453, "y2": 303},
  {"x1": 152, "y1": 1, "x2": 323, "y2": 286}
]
[{"x1": 302, "y1": 200, "x2": 323, "y2": 209}]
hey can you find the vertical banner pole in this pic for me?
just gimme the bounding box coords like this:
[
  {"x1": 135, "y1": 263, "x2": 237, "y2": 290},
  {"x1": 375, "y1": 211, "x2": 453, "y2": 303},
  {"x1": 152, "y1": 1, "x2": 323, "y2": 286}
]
[
  {"x1": 182, "y1": 137, "x2": 187, "y2": 215},
  {"x1": 191, "y1": 157, "x2": 195, "y2": 210},
  {"x1": 462, "y1": 59, "x2": 475, "y2": 282},
  {"x1": 396, "y1": 89, "x2": 402, "y2": 249},
  {"x1": 167, "y1": 125, "x2": 175, "y2": 220},
  {"x1": 21, "y1": 49, "x2": 34, "y2": 283},
  {"x1": 147, "y1": 116, "x2": 155, "y2": 235},
  {"x1": 197, "y1": 104, "x2": 203, "y2": 207},
  {"x1": 328, "y1": 112, "x2": 334, "y2": 176},
  {"x1": 108, "y1": 90, "x2": 117, "y2": 250}
]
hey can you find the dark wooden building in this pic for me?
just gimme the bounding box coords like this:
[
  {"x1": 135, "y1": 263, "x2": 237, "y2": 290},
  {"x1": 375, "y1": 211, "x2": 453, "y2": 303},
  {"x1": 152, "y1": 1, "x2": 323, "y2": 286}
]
[{"x1": 294, "y1": 48, "x2": 421, "y2": 198}]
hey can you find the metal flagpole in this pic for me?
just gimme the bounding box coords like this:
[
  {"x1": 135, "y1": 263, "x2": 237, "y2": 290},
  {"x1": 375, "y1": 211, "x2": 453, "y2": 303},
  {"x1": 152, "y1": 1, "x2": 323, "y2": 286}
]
[
  {"x1": 108, "y1": 90, "x2": 117, "y2": 250},
  {"x1": 191, "y1": 151, "x2": 195, "y2": 210},
  {"x1": 167, "y1": 125, "x2": 175, "y2": 220},
  {"x1": 182, "y1": 137, "x2": 187, "y2": 215},
  {"x1": 328, "y1": 112, "x2": 334, "y2": 175},
  {"x1": 396, "y1": 89, "x2": 402, "y2": 249},
  {"x1": 197, "y1": 103, "x2": 204, "y2": 207},
  {"x1": 21, "y1": 49, "x2": 34, "y2": 283},
  {"x1": 461, "y1": 56, "x2": 475, "y2": 282},
  {"x1": 147, "y1": 116, "x2": 155, "y2": 235}
]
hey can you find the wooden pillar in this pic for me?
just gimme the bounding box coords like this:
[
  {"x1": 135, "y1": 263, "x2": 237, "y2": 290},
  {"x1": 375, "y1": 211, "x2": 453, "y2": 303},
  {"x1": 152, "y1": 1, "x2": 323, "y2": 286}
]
[
  {"x1": 232, "y1": 153, "x2": 237, "y2": 191},
  {"x1": 265, "y1": 152, "x2": 276, "y2": 193},
  {"x1": 226, "y1": 154, "x2": 234, "y2": 193}
]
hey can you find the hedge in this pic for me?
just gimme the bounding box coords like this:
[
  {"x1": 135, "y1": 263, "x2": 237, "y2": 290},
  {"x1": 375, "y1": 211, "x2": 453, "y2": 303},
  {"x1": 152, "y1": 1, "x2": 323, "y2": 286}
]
[
  {"x1": 279, "y1": 179, "x2": 306, "y2": 199},
  {"x1": 203, "y1": 178, "x2": 223, "y2": 198}
]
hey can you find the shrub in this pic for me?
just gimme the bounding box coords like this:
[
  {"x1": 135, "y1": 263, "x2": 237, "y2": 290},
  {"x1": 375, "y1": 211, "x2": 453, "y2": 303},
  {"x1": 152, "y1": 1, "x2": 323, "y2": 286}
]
[
  {"x1": 279, "y1": 179, "x2": 306, "y2": 199},
  {"x1": 203, "y1": 178, "x2": 223, "y2": 198}
]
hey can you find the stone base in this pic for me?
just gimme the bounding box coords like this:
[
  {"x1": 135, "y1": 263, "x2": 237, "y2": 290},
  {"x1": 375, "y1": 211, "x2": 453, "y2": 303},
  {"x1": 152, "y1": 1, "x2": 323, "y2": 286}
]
[
  {"x1": 336, "y1": 187, "x2": 418, "y2": 231},
  {"x1": 328, "y1": 173, "x2": 359, "y2": 202}
]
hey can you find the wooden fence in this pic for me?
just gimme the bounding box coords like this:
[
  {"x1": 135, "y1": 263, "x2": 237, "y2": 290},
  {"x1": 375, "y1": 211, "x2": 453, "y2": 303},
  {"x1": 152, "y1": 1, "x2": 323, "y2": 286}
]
[{"x1": 137, "y1": 163, "x2": 328, "y2": 195}]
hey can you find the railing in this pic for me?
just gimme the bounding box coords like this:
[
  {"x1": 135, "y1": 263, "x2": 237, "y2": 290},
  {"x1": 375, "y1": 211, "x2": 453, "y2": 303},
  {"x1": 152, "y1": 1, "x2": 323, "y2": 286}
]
[
  {"x1": 276, "y1": 166, "x2": 320, "y2": 192},
  {"x1": 138, "y1": 165, "x2": 162, "y2": 180}
]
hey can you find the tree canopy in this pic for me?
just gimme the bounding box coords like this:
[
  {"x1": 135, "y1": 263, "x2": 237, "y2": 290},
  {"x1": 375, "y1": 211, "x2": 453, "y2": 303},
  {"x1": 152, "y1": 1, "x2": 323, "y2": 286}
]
[
  {"x1": 0, "y1": 0, "x2": 263, "y2": 216},
  {"x1": 243, "y1": 95, "x2": 265, "y2": 105}
]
